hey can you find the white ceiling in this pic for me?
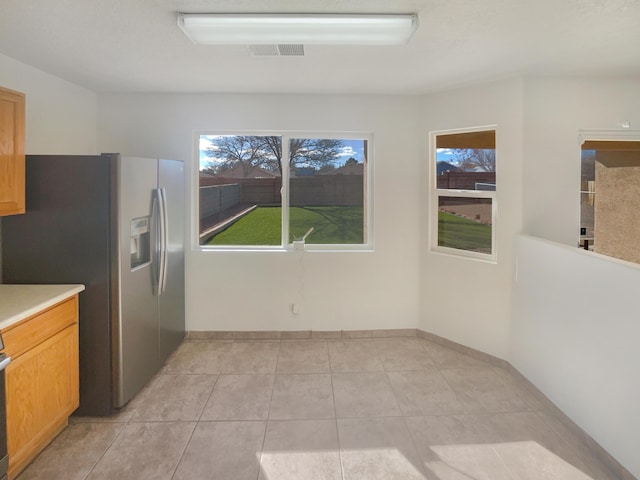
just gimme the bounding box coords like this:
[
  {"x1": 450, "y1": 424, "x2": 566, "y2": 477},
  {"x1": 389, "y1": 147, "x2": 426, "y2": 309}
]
[{"x1": 0, "y1": 0, "x2": 639, "y2": 95}]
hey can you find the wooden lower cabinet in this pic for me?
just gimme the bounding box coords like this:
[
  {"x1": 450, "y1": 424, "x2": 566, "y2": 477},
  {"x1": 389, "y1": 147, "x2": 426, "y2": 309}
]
[{"x1": 2, "y1": 296, "x2": 79, "y2": 479}]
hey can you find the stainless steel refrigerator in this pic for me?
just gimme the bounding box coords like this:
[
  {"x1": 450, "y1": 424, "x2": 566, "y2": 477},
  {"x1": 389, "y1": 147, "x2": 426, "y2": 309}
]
[{"x1": 1, "y1": 154, "x2": 185, "y2": 416}]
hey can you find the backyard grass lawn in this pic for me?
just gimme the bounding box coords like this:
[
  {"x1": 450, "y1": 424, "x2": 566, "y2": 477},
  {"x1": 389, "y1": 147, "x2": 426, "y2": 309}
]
[
  {"x1": 207, "y1": 206, "x2": 363, "y2": 245},
  {"x1": 438, "y1": 211, "x2": 492, "y2": 252}
]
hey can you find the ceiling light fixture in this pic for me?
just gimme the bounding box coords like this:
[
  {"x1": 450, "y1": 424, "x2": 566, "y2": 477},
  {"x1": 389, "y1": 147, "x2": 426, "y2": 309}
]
[{"x1": 177, "y1": 13, "x2": 418, "y2": 46}]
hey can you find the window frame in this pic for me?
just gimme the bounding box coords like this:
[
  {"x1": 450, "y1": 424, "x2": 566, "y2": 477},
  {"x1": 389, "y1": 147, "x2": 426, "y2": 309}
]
[
  {"x1": 429, "y1": 126, "x2": 498, "y2": 263},
  {"x1": 195, "y1": 130, "x2": 374, "y2": 252}
]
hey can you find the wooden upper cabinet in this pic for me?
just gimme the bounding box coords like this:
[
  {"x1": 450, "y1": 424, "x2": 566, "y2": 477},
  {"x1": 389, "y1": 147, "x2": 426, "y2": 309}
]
[{"x1": 0, "y1": 86, "x2": 26, "y2": 216}]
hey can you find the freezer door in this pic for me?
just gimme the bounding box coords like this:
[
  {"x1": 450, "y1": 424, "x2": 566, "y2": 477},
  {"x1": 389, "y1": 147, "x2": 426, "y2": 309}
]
[
  {"x1": 114, "y1": 156, "x2": 159, "y2": 408},
  {"x1": 157, "y1": 159, "x2": 186, "y2": 365}
]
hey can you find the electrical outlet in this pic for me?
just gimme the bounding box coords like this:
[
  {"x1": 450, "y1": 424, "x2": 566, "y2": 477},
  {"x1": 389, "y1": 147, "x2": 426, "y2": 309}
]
[{"x1": 291, "y1": 303, "x2": 300, "y2": 315}]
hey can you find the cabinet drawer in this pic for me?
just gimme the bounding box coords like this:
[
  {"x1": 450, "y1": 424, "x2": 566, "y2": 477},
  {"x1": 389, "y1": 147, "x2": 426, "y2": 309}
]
[{"x1": 1, "y1": 296, "x2": 78, "y2": 359}]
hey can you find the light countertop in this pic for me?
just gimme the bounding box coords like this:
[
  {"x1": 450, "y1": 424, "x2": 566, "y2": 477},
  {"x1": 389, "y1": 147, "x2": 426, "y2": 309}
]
[{"x1": 0, "y1": 284, "x2": 85, "y2": 331}]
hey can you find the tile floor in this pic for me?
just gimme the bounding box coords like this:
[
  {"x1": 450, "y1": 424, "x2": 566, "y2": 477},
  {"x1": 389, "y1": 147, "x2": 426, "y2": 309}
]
[{"x1": 17, "y1": 336, "x2": 624, "y2": 480}]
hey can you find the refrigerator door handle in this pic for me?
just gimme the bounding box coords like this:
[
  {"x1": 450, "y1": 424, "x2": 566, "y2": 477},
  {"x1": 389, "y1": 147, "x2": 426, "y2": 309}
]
[
  {"x1": 151, "y1": 188, "x2": 166, "y2": 296},
  {"x1": 151, "y1": 189, "x2": 160, "y2": 295},
  {"x1": 159, "y1": 187, "x2": 169, "y2": 294}
]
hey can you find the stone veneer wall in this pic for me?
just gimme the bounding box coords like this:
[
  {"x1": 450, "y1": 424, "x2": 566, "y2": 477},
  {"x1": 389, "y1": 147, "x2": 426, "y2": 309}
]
[{"x1": 594, "y1": 151, "x2": 640, "y2": 264}]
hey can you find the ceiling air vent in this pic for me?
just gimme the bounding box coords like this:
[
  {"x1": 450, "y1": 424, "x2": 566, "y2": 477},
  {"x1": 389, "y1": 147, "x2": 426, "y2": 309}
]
[
  {"x1": 277, "y1": 44, "x2": 304, "y2": 56},
  {"x1": 249, "y1": 44, "x2": 305, "y2": 56}
]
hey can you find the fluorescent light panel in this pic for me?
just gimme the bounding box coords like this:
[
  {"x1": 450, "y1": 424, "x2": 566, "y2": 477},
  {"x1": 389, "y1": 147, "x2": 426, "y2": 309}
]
[{"x1": 178, "y1": 13, "x2": 418, "y2": 46}]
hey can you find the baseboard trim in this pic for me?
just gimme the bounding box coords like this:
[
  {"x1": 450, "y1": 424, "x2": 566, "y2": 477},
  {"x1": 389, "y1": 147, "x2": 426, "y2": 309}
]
[
  {"x1": 414, "y1": 329, "x2": 510, "y2": 369},
  {"x1": 186, "y1": 328, "x2": 419, "y2": 341}
]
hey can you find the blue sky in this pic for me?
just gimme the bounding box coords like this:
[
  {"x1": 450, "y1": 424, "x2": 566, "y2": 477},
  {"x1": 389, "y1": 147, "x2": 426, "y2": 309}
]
[
  {"x1": 199, "y1": 135, "x2": 365, "y2": 170},
  {"x1": 336, "y1": 139, "x2": 366, "y2": 163},
  {"x1": 436, "y1": 148, "x2": 456, "y2": 163}
]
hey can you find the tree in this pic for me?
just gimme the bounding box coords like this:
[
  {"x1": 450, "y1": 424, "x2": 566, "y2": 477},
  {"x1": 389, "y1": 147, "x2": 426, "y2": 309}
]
[
  {"x1": 291, "y1": 138, "x2": 343, "y2": 169},
  {"x1": 200, "y1": 163, "x2": 218, "y2": 176},
  {"x1": 454, "y1": 149, "x2": 495, "y2": 172},
  {"x1": 264, "y1": 137, "x2": 344, "y2": 175},
  {"x1": 205, "y1": 135, "x2": 345, "y2": 177},
  {"x1": 205, "y1": 135, "x2": 276, "y2": 177}
]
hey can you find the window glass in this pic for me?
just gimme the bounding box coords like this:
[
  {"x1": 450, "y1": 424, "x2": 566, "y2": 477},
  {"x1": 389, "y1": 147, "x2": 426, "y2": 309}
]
[
  {"x1": 436, "y1": 131, "x2": 496, "y2": 191},
  {"x1": 199, "y1": 135, "x2": 282, "y2": 246},
  {"x1": 289, "y1": 138, "x2": 367, "y2": 245},
  {"x1": 438, "y1": 197, "x2": 492, "y2": 254}
]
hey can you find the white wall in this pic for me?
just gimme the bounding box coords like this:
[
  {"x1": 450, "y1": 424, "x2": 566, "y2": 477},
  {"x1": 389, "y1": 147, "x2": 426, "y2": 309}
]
[
  {"x1": 0, "y1": 53, "x2": 97, "y2": 154},
  {"x1": 522, "y1": 76, "x2": 640, "y2": 245},
  {"x1": 419, "y1": 78, "x2": 524, "y2": 359},
  {"x1": 97, "y1": 93, "x2": 422, "y2": 332},
  {"x1": 512, "y1": 77, "x2": 640, "y2": 478},
  {"x1": 511, "y1": 234, "x2": 640, "y2": 479}
]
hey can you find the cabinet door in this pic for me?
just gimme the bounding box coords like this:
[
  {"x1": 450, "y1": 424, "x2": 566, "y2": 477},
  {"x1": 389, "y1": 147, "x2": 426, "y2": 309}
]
[
  {"x1": 0, "y1": 86, "x2": 25, "y2": 216},
  {"x1": 5, "y1": 323, "x2": 79, "y2": 478},
  {"x1": 38, "y1": 323, "x2": 79, "y2": 421},
  {"x1": 5, "y1": 350, "x2": 39, "y2": 462}
]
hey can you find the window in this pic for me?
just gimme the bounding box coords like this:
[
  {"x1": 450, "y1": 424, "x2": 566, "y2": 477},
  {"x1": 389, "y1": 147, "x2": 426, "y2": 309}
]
[
  {"x1": 430, "y1": 128, "x2": 496, "y2": 261},
  {"x1": 579, "y1": 136, "x2": 640, "y2": 264},
  {"x1": 197, "y1": 132, "x2": 371, "y2": 250}
]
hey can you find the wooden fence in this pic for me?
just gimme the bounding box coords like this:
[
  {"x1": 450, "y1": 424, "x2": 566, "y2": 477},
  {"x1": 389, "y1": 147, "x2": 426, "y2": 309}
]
[
  {"x1": 199, "y1": 175, "x2": 364, "y2": 221},
  {"x1": 437, "y1": 171, "x2": 495, "y2": 190}
]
